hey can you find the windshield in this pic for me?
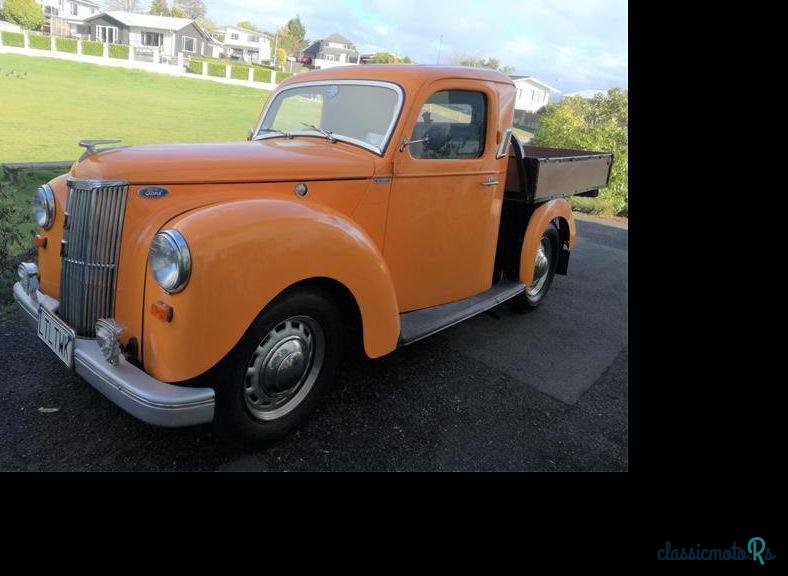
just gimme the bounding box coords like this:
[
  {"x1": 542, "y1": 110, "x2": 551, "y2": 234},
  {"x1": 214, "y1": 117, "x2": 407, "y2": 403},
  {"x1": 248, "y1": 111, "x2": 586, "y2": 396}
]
[{"x1": 255, "y1": 81, "x2": 403, "y2": 154}]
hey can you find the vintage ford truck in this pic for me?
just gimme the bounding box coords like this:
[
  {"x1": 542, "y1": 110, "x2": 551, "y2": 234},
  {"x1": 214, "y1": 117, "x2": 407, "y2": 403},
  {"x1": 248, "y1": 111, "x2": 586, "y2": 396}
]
[{"x1": 13, "y1": 65, "x2": 612, "y2": 442}]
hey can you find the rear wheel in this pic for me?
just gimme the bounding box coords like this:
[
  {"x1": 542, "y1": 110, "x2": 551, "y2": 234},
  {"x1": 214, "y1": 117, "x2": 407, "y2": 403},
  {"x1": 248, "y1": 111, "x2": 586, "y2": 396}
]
[
  {"x1": 215, "y1": 288, "x2": 342, "y2": 444},
  {"x1": 512, "y1": 222, "x2": 560, "y2": 311}
]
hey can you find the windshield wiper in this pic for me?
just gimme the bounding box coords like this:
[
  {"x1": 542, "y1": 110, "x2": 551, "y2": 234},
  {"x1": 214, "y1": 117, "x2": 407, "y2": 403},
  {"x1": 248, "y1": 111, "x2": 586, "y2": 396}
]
[
  {"x1": 257, "y1": 128, "x2": 293, "y2": 139},
  {"x1": 300, "y1": 123, "x2": 337, "y2": 143}
]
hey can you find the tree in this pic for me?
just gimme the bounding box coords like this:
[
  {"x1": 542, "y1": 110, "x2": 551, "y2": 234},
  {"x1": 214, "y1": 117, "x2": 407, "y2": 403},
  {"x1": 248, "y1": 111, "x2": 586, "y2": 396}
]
[
  {"x1": 370, "y1": 52, "x2": 412, "y2": 64},
  {"x1": 532, "y1": 89, "x2": 628, "y2": 216},
  {"x1": 237, "y1": 21, "x2": 257, "y2": 32},
  {"x1": 0, "y1": 0, "x2": 45, "y2": 30},
  {"x1": 276, "y1": 16, "x2": 307, "y2": 55},
  {"x1": 149, "y1": 0, "x2": 170, "y2": 16},
  {"x1": 173, "y1": 0, "x2": 206, "y2": 19},
  {"x1": 196, "y1": 16, "x2": 217, "y2": 32},
  {"x1": 170, "y1": 6, "x2": 187, "y2": 18},
  {"x1": 276, "y1": 48, "x2": 287, "y2": 70},
  {"x1": 105, "y1": 0, "x2": 142, "y2": 12},
  {"x1": 459, "y1": 56, "x2": 514, "y2": 74}
]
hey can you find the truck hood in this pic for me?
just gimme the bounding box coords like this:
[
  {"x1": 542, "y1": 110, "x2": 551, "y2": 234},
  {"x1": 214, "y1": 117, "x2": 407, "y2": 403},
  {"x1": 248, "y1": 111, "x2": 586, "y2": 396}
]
[{"x1": 70, "y1": 139, "x2": 376, "y2": 184}]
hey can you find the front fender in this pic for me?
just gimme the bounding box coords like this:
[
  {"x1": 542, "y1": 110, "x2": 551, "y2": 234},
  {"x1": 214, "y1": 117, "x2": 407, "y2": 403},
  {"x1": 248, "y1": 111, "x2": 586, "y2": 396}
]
[
  {"x1": 520, "y1": 199, "x2": 576, "y2": 285},
  {"x1": 142, "y1": 199, "x2": 400, "y2": 383}
]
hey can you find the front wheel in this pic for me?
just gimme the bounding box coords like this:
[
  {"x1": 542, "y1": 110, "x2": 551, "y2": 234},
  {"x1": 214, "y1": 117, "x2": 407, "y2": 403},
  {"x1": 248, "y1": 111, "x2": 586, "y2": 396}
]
[
  {"x1": 511, "y1": 222, "x2": 560, "y2": 311},
  {"x1": 214, "y1": 288, "x2": 343, "y2": 444}
]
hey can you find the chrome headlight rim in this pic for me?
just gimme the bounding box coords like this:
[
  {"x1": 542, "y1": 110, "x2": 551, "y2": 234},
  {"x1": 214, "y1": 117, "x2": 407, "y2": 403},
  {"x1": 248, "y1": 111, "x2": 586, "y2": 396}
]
[
  {"x1": 34, "y1": 184, "x2": 55, "y2": 230},
  {"x1": 149, "y1": 229, "x2": 191, "y2": 294}
]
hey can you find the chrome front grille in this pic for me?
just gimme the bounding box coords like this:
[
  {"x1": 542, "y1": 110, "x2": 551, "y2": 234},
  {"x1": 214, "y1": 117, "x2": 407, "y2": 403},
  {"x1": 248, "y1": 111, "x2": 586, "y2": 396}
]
[{"x1": 59, "y1": 179, "x2": 128, "y2": 336}]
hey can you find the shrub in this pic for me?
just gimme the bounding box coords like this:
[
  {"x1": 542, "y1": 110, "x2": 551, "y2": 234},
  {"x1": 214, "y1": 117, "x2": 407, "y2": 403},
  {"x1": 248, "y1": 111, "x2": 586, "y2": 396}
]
[
  {"x1": 254, "y1": 67, "x2": 273, "y2": 83},
  {"x1": 231, "y1": 64, "x2": 250, "y2": 80},
  {"x1": 81, "y1": 40, "x2": 103, "y2": 57},
  {"x1": 187, "y1": 59, "x2": 202, "y2": 74},
  {"x1": 28, "y1": 33, "x2": 51, "y2": 50},
  {"x1": 207, "y1": 62, "x2": 226, "y2": 77},
  {"x1": 275, "y1": 71, "x2": 292, "y2": 83},
  {"x1": 532, "y1": 88, "x2": 628, "y2": 216},
  {"x1": 0, "y1": 0, "x2": 44, "y2": 31},
  {"x1": 55, "y1": 37, "x2": 77, "y2": 53},
  {"x1": 108, "y1": 44, "x2": 129, "y2": 59},
  {"x1": 1, "y1": 31, "x2": 25, "y2": 47}
]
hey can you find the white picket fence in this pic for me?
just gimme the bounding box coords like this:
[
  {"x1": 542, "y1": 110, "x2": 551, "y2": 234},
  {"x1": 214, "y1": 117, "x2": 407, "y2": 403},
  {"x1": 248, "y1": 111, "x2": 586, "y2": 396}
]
[{"x1": 0, "y1": 30, "x2": 280, "y2": 91}]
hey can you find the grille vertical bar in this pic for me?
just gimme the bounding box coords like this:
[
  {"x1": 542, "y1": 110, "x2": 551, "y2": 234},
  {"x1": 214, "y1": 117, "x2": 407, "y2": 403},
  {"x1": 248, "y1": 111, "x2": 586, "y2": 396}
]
[{"x1": 59, "y1": 180, "x2": 128, "y2": 337}]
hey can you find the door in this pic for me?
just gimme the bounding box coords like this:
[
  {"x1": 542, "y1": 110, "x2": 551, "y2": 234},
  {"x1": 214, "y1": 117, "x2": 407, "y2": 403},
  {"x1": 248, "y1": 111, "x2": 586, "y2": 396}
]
[{"x1": 384, "y1": 81, "x2": 503, "y2": 311}]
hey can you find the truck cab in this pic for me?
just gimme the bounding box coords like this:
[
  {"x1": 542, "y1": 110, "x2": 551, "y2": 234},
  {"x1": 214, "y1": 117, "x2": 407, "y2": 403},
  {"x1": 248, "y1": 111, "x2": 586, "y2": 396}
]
[{"x1": 13, "y1": 65, "x2": 612, "y2": 442}]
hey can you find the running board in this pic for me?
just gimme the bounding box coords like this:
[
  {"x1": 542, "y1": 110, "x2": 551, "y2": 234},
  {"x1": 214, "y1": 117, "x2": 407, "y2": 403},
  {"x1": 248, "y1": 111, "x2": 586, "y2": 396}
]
[{"x1": 398, "y1": 281, "x2": 525, "y2": 346}]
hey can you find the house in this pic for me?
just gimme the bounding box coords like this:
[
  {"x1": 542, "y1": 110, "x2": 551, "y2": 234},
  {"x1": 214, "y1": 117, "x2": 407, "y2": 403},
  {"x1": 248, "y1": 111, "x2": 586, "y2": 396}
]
[
  {"x1": 210, "y1": 25, "x2": 272, "y2": 64},
  {"x1": 35, "y1": 0, "x2": 100, "y2": 37},
  {"x1": 81, "y1": 11, "x2": 213, "y2": 60},
  {"x1": 301, "y1": 33, "x2": 359, "y2": 69},
  {"x1": 510, "y1": 75, "x2": 560, "y2": 114}
]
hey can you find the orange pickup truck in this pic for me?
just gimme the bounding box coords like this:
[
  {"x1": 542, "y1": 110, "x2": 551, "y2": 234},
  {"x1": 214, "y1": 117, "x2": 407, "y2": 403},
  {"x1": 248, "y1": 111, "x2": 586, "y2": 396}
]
[{"x1": 13, "y1": 65, "x2": 612, "y2": 442}]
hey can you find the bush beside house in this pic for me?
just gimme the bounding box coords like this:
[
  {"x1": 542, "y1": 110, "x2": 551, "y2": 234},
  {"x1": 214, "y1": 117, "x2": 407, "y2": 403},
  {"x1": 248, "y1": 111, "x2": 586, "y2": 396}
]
[
  {"x1": 0, "y1": 0, "x2": 45, "y2": 31},
  {"x1": 82, "y1": 40, "x2": 103, "y2": 57},
  {"x1": 1, "y1": 31, "x2": 24, "y2": 47},
  {"x1": 55, "y1": 37, "x2": 77, "y2": 53},
  {"x1": 28, "y1": 33, "x2": 50, "y2": 50},
  {"x1": 108, "y1": 44, "x2": 129, "y2": 59}
]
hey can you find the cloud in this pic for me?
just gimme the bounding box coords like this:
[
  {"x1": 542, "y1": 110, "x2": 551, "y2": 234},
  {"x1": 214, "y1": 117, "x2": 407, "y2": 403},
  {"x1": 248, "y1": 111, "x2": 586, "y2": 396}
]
[{"x1": 206, "y1": 0, "x2": 627, "y2": 92}]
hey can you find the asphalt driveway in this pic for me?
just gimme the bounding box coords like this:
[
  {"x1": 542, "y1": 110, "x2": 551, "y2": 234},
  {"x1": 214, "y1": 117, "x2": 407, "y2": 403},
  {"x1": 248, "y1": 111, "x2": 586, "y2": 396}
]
[{"x1": 0, "y1": 216, "x2": 628, "y2": 471}]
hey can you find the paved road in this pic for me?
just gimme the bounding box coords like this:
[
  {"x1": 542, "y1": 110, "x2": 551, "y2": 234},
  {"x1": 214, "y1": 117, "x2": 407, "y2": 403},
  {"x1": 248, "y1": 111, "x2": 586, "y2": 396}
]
[{"x1": 0, "y1": 218, "x2": 627, "y2": 471}]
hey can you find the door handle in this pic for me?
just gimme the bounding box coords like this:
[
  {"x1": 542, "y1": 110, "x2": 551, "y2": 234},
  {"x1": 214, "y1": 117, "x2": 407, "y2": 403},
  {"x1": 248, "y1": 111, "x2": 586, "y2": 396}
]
[{"x1": 481, "y1": 179, "x2": 499, "y2": 187}]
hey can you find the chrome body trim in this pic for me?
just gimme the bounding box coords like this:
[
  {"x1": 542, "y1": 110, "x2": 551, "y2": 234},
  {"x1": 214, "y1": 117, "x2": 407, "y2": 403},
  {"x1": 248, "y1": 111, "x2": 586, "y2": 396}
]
[
  {"x1": 252, "y1": 79, "x2": 405, "y2": 157},
  {"x1": 496, "y1": 127, "x2": 513, "y2": 159},
  {"x1": 13, "y1": 282, "x2": 215, "y2": 427}
]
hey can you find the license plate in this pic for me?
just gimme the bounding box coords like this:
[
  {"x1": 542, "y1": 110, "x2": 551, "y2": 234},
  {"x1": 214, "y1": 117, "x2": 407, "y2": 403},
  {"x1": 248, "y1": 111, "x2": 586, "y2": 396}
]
[{"x1": 37, "y1": 306, "x2": 75, "y2": 369}]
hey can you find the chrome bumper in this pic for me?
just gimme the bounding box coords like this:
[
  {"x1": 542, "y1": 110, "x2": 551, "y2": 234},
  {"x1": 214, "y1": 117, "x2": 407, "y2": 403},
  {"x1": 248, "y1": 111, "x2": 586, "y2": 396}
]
[{"x1": 13, "y1": 282, "x2": 214, "y2": 427}]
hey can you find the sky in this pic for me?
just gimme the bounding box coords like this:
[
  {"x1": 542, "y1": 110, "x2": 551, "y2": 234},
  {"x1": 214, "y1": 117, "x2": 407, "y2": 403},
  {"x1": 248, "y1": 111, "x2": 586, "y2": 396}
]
[{"x1": 194, "y1": 0, "x2": 627, "y2": 94}]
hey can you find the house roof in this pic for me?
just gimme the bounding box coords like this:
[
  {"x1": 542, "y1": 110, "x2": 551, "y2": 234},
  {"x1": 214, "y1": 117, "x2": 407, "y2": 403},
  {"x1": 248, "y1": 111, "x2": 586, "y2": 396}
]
[
  {"x1": 323, "y1": 33, "x2": 353, "y2": 45},
  {"x1": 511, "y1": 75, "x2": 560, "y2": 93},
  {"x1": 90, "y1": 11, "x2": 194, "y2": 31}
]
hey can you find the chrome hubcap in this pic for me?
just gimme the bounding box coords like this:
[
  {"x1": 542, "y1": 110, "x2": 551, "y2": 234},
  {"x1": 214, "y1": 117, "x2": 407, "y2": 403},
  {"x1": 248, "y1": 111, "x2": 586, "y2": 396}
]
[
  {"x1": 526, "y1": 236, "x2": 553, "y2": 296},
  {"x1": 244, "y1": 316, "x2": 325, "y2": 421}
]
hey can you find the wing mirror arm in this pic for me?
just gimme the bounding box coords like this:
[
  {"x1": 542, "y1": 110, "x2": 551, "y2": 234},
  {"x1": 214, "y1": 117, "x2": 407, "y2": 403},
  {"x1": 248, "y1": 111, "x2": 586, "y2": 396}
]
[{"x1": 399, "y1": 135, "x2": 430, "y2": 152}]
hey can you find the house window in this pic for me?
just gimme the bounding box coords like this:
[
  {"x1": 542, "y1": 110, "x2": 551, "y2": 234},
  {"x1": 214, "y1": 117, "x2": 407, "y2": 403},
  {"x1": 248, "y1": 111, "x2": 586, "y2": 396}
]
[
  {"x1": 45, "y1": 6, "x2": 59, "y2": 16},
  {"x1": 410, "y1": 90, "x2": 487, "y2": 159},
  {"x1": 325, "y1": 54, "x2": 335, "y2": 61},
  {"x1": 70, "y1": 2, "x2": 78, "y2": 16},
  {"x1": 141, "y1": 32, "x2": 163, "y2": 47},
  {"x1": 230, "y1": 33, "x2": 239, "y2": 40},
  {"x1": 182, "y1": 36, "x2": 196, "y2": 53},
  {"x1": 248, "y1": 35, "x2": 258, "y2": 42},
  {"x1": 96, "y1": 25, "x2": 118, "y2": 44}
]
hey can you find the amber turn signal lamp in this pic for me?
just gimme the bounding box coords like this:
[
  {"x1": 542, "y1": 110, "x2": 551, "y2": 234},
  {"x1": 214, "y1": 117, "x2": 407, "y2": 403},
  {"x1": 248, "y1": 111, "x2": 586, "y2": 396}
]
[
  {"x1": 34, "y1": 235, "x2": 47, "y2": 248},
  {"x1": 151, "y1": 301, "x2": 174, "y2": 322}
]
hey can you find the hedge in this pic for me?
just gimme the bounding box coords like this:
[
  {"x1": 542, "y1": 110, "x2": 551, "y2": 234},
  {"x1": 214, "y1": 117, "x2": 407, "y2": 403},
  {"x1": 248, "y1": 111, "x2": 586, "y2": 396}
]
[
  {"x1": 82, "y1": 40, "x2": 103, "y2": 57},
  {"x1": 187, "y1": 59, "x2": 202, "y2": 74},
  {"x1": 275, "y1": 71, "x2": 292, "y2": 83},
  {"x1": 207, "y1": 62, "x2": 226, "y2": 77},
  {"x1": 28, "y1": 34, "x2": 51, "y2": 50},
  {"x1": 1, "y1": 32, "x2": 24, "y2": 48},
  {"x1": 55, "y1": 37, "x2": 77, "y2": 53},
  {"x1": 254, "y1": 67, "x2": 274, "y2": 83},
  {"x1": 231, "y1": 65, "x2": 250, "y2": 80},
  {"x1": 109, "y1": 44, "x2": 129, "y2": 59}
]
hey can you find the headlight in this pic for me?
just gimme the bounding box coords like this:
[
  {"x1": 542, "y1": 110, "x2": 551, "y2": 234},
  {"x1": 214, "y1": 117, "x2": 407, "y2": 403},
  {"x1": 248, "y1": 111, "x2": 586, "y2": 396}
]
[
  {"x1": 33, "y1": 184, "x2": 55, "y2": 229},
  {"x1": 149, "y1": 230, "x2": 191, "y2": 293}
]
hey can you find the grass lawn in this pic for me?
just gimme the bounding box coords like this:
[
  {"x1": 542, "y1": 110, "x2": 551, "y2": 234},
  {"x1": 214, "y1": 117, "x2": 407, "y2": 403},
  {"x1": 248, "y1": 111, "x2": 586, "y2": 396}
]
[{"x1": 0, "y1": 54, "x2": 271, "y2": 162}]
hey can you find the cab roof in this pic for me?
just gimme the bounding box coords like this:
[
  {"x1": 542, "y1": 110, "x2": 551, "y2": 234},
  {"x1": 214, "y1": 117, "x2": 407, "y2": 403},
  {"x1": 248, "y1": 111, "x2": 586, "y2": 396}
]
[{"x1": 279, "y1": 65, "x2": 515, "y2": 88}]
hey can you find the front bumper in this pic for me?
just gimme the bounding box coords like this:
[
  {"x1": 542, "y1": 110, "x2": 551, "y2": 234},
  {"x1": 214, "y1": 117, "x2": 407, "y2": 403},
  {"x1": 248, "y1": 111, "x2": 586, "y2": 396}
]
[{"x1": 13, "y1": 282, "x2": 214, "y2": 427}]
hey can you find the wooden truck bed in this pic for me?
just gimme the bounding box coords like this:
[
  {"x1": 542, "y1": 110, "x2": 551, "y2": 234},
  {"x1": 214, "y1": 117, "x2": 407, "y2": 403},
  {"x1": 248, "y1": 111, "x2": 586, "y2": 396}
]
[{"x1": 505, "y1": 136, "x2": 614, "y2": 203}]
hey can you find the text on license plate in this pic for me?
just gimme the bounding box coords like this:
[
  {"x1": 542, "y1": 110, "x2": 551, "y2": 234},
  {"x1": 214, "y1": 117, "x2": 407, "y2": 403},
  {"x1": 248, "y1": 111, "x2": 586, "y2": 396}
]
[{"x1": 37, "y1": 306, "x2": 75, "y2": 368}]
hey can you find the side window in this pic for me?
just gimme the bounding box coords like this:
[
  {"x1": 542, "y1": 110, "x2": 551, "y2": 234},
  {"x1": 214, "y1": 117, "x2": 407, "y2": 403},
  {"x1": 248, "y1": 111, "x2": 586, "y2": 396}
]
[{"x1": 410, "y1": 90, "x2": 487, "y2": 159}]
